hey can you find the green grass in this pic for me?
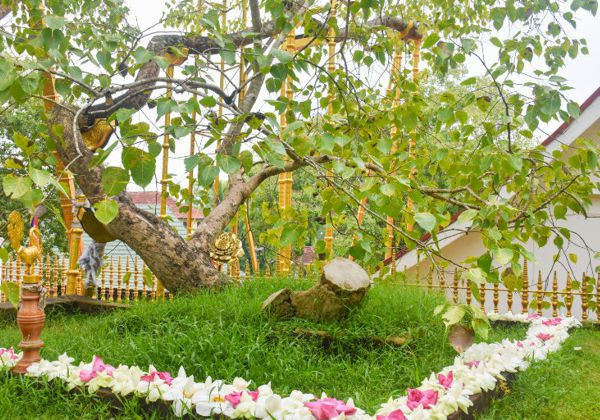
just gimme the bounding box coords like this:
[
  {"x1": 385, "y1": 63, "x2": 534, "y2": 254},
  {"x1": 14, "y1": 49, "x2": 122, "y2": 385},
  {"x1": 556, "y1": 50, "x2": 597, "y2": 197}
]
[
  {"x1": 479, "y1": 326, "x2": 600, "y2": 420},
  {"x1": 0, "y1": 278, "x2": 526, "y2": 418}
]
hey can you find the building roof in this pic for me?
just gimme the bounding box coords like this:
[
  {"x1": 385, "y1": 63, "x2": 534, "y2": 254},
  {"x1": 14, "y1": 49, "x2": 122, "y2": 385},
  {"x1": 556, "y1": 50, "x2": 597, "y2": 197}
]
[
  {"x1": 127, "y1": 191, "x2": 203, "y2": 220},
  {"x1": 384, "y1": 85, "x2": 600, "y2": 267}
]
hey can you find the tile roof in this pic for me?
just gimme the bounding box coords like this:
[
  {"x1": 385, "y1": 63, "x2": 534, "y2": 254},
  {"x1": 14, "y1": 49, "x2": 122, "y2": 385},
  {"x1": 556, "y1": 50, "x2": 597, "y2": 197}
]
[{"x1": 127, "y1": 191, "x2": 203, "y2": 220}]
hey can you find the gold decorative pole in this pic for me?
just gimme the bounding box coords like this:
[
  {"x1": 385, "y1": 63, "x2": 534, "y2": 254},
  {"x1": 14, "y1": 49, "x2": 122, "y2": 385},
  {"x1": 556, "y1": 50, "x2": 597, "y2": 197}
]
[
  {"x1": 7, "y1": 211, "x2": 45, "y2": 374},
  {"x1": 480, "y1": 282, "x2": 486, "y2": 310},
  {"x1": 324, "y1": 0, "x2": 338, "y2": 258},
  {"x1": 186, "y1": 80, "x2": 197, "y2": 240},
  {"x1": 466, "y1": 279, "x2": 472, "y2": 305},
  {"x1": 581, "y1": 274, "x2": 588, "y2": 322},
  {"x1": 521, "y1": 260, "x2": 529, "y2": 313},
  {"x1": 160, "y1": 64, "x2": 175, "y2": 219},
  {"x1": 66, "y1": 195, "x2": 85, "y2": 295},
  {"x1": 452, "y1": 269, "x2": 459, "y2": 304},
  {"x1": 552, "y1": 271, "x2": 558, "y2": 317},
  {"x1": 566, "y1": 273, "x2": 573, "y2": 317},
  {"x1": 244, "y1": 203, "x2": 259, "y2": 274},
  {"x1": 536, "y1": 271, "x2": 543, "y2": 316},
  {"x1": 406, "y1": 38, "x2": 421, "y2": 232},
  {"x1": 493, "y1": 283, "x2": 499, "y2": 313}
]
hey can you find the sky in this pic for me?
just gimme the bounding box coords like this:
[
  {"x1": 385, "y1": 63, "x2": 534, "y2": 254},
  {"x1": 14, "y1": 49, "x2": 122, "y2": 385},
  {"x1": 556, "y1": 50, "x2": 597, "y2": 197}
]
[{"x1": 118, "y1": 1, "x2": 600, "y2": 190}]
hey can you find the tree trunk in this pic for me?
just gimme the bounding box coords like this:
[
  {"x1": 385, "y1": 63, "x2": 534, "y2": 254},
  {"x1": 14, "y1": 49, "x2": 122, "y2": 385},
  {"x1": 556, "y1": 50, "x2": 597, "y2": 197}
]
[{"x1": 51, "y1": 107, "x2": 225, "y2": 293}]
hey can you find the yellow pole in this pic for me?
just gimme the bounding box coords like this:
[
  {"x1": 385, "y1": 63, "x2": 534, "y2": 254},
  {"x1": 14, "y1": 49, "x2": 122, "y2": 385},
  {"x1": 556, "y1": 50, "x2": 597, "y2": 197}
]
[
  {"x1": 214, "y1": 0, "x2": 227, "y2": 208},
  {"x1": 406, "y1": 39, "x2": 421, "y2": 232},
  {"x1": 324, "y1": 0, "x2": 338, "y2": 258},
  {"x1": 66, "y1": 195, "x2": 85, "y2": 295},
  {"x1": 186, "y1": 68, "x2": 197, "y2": 240},
  {"x1": 160, "y1": 64, "x2": 174, "y2": 219}
]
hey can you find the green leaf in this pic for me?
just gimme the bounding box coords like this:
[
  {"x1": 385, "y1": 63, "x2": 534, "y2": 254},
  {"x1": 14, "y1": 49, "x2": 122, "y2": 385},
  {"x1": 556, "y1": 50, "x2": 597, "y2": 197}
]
[
  {"x1": 198, "y1": 166, "x2": 219, "y2": 188},
  {"x1": 122, "y1": 148, "x2": 155, "y2": 188},
  {"x1": 122, "y1": 272, "x2": 132, "y2": 284},
  {"x1": 216, "y1": 154, "x2": 241, "y2": 174},
  {"x1": 569, "y1": 253, "x2": 578, "y2": 263},
  {"x1": 280, "y1": 226, "x2": 298, "y2": 246},
  {"x1": 102, "y1": 167, "x2": 130, "y2": 196},
  {"x1": 29, "y1": 168, "x2": 53, "y2": 188},
  {"x1": 457, "y1": 209, "x2": 477, "y2": 224},
  {"x1": 494, "y1": 248, "x2": 514, "y2": 265},
  {"x1": 3, "y1": 174, "x2": 32, "y2": 199},
  {"x1": 133, "y1": 47, "x2": 154, "y2": 64},
  {"x1": 239, "y1": 150, "x2": 254, "y2": 173},
  {"x1": 414, "y1": 212, "x2": 436, "y2": 232},
  {"x1": 472, "y1": 318, "x2": 489, "y2": 340},
  {"x1": 94, "y1": 199, "x2": 119, "y2": 224},
  {"x1": 442, "y1": 305, "x2": 466, "y2": 326},
  {"x1": 115, "y1": 108, "x2": 135, "y2": 123},
  {"x1": 0, "y1": 282, "x2": 20, "y2": 308},
  {"x1": 554, "y1": 204, "x2": 567, "y2": 219},
  {"x1": 567, "y1": 101, "x2": 580, "y2": 119},
  {"x1": 143, "y1": 268, "x2": 153, "y2": 288},
  {"x1": 271, "y1": 48, "x2": 292, "y2": 63},
  {"x1": 422, "y1": 33, "x2": 440, "y2": 49},
  {"x1": 0, "y1": 247, "x2": 8, "y2": 263},
  {"x1": 44, "y1": 15, "x2": 65, "y2": 30}
]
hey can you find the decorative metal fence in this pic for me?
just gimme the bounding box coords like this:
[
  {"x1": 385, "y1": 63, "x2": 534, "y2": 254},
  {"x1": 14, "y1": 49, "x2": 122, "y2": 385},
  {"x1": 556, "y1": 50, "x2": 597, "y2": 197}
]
[
  {"x1": 400, "y1": 260, "x2": 599, "y2": 323},
  {"x1": 0, "y1": 254, "x2": 172, "y2": 303}
]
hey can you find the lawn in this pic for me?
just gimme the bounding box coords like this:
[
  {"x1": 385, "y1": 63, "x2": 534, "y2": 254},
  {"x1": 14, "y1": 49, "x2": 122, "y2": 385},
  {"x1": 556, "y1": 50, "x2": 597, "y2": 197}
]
[
  {"x1": 0, "y1": 278, "x2": 529, "y2": 418},
  {"x1": 479, "y1": 326, "x2": 600, "y2": 420}
]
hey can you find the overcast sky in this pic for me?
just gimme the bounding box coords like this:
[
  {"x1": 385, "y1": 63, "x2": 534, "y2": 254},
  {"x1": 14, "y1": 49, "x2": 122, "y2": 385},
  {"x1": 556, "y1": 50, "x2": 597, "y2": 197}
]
[{"x1": 120, "y1": 1, "x2": 600, "y2": 191}]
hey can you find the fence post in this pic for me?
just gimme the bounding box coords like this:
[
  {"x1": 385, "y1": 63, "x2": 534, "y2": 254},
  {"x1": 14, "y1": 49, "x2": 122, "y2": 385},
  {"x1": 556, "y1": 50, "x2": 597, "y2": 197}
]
[
  {"x1": 552, "y1": 271, "x2": 558, "y2": 317},
  {"x1": 536, "y1": 271, "x2": 543, "y2": 316},
  {"x1": 566, "y1": 273, "x2": 573, "y2": 318},
  {"x1": 439, "y1": 270, "x2": 446, "y2": 299},
  {"x1": 133, "y1": 257, "x2": 139, "y2": 301},
  {"x1": 480, "y1": 282, "x2": 486, "y2": 311},
  {"x1": 493, "y1": 283, "x2": 499, "y2": 313},
  {"x1": 521, "y1": 260, "x2": 529, "y2": 313},
  {"x1": 452, "y1": 269, "x2": 459, "y2": 304},
  {"x1": 466, "y1": 279, "x2": 472, "y2": 306},
  {"x1": 581, "y1": 274, "x2": 588, "y2": 322}
]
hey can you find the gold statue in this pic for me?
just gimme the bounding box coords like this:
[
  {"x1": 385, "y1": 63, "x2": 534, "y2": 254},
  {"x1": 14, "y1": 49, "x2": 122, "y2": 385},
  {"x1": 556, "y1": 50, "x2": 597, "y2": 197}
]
[
  {"x1": 7, "y1": 210, "x2": 42, "y2": 276},
  {"x1": 210, "y1": 232, "x2": 243, "y2": 263}
]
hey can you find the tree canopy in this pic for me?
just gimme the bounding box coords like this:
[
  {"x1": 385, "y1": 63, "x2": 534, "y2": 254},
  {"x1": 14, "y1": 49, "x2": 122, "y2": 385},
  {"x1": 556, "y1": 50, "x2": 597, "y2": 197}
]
[{"x1": 0, "y1": 0, "x2": 598, "y2": 292}]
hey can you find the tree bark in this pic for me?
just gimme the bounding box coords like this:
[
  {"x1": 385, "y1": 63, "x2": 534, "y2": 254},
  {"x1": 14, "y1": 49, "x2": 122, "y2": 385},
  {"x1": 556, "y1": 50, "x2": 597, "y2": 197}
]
[{"x1": 51, "y1": 106, "x2": 224, "y2": 293}]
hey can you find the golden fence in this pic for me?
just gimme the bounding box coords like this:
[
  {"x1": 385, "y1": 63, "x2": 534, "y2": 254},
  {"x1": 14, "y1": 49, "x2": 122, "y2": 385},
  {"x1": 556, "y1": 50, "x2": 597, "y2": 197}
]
[
  {"x1": 0, "y1": 254, "x2": 316, "y2": 305},
  {"x1": 400, "y1": 260, "x2": 600, "y2": 323},
  {"x1": 0, "y1": 254, "x2": 172, "y2": 303}
]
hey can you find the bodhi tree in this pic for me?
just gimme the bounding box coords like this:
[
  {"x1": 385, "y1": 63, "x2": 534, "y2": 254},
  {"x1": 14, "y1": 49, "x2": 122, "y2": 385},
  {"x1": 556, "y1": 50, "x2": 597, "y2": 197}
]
[{"x1": 0, "y1": 0, "x2": 598, "y2": 294}]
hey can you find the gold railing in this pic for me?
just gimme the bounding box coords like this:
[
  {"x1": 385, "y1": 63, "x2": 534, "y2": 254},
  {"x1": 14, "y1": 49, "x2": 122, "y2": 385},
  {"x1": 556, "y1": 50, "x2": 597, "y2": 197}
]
[
  {"x1": 399, "y1": 260, "x2": 599, "y2": 323},
  {"x1": 0, "y1": 254, "x2": 318, "y2": 305},
  {"x1": 0, "y1": 255, "x2": 172, "y2": 303}
]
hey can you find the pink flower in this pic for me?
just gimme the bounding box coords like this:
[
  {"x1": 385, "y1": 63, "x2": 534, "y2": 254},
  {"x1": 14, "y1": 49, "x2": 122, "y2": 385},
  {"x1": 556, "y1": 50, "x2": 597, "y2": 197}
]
[
  {"x1": 79, "y1": 356, "x2": 115, "y2": 383},
  {"x1": 0, "y1": 348, "x2": 18, "y2": 360},
  {"x1": 376, "y1": 409, "x2": 407, "y2": 420},
  {"x1": 79, "y1": 369, "x2": 98, "y2": 383},
  {"x1": 466, "y1": 360, "x2": 480, "y2": 368},
  {"x1": 225, "y1": 390, "x2": 260, "y2": 408},
  {"x1": 527, "y1": 313, "x2": 540, "y2": 320},
  {"x1": 305, "y1": 397, "x2": 357, "y2": 420},
  {"x1": 536, "y1": 333, "x2": 553, "y2": 342},
  {"x1": 92, "y1": 356, "x2": 115, "y2": 376},
  {"x1": 517, "y1": 341, "x2": 524, "y2": 348},
  {"x1": 141, "y1": 371, "x2": 174, "y2": 385},
  {"x1": 542, "y1": 317, "x2": 562, "y2": 326},
  {"x1": 406, "y1": 389, "x2": 438, "y2": 410},
  {"x1": 437, "y1": 371, "x2": 453, "y2": 390}
]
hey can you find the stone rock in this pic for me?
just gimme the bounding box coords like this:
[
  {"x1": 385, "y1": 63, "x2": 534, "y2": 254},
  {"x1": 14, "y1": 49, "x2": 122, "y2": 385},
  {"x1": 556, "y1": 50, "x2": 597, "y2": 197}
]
[
  {"x1": 262, "y1": 258, "x2": 371, "y2": 322},
  {"x1": 261, "y1": 288, "x2": 295, "y2": 318}
]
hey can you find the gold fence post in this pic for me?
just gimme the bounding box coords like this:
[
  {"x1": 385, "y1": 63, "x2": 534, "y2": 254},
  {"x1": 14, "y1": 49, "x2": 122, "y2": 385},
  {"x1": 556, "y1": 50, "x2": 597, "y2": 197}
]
[
  {"x1": 493, "y1": 283, "x2": 499, "y2": 313},
  {"x1": 480, "y1": 283, "x2": 486, "y2": 311},
  {"x1": 427, "y1": 268, "x2": 433, "y2": 292},
  {"x1": 133, "y1": 257, "x2": 139, "y2": 301},
  {"x1": 439, "y1": 271, "x2": 446, "y2": 298},
  {"x1": 66, "y1": 195, "x2": 85, "y2": 295},
  {"x1": 552, "y1": 271, "x2": 558, "y2": 317},
  {"x1": 536, "y1": 270, "x2": 543, "y2": 316},
  {"x1": 466, "y1": 279, "x2": 472, "y2": 306},
  {"x1": 521, "y1": 260, "x2": 529, "y2": 313},
  {"x1": 581, "y1": 274, "x2": 588, "y2": 322},
  {"x1": 452, "y1": 269, "x2": 459, "y2": 304},
  {"x1": 566, "y1": 273, "x2": 573, "y2": 317}
]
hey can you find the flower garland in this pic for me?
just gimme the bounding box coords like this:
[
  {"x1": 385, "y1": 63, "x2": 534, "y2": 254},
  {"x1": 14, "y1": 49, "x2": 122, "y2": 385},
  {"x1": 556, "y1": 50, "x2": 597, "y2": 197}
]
[{"x1": 0, "y1": 313, "x2": 579, "y2": 419}]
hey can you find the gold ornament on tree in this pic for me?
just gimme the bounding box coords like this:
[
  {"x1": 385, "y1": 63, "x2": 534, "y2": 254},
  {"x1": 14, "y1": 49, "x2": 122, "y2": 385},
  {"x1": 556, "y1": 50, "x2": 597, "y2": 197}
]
[{"x1": 210, "y1": 232, "x2": 243, "y2": 263}]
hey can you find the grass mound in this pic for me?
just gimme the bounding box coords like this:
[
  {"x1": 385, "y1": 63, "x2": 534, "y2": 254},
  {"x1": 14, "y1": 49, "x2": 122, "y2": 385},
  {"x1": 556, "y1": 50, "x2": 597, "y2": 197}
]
[{"x1": 0, "y1": 277, "x2": 525, "y2": 418}]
